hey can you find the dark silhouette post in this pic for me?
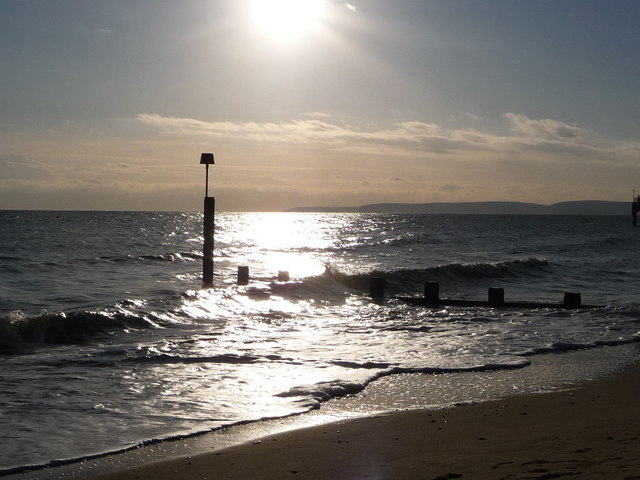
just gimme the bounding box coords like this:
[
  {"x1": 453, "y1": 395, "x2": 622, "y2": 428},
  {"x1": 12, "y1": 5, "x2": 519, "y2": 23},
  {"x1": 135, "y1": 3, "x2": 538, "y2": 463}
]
[
  {"x1": 237, "y1": 266, "x2": 249, "y2": 285},
  {"x1": 488, "y1": 287, "x2": 505, "y2": 307},
  {"x1": 201, "y1": 153, "x2": 215, "y2": 285},
  {"x1": 633, "y1": 191, "x2": 639, "y2": 227},
  {"x1": 370, "y1": 275, "x2": 384, "y2": 298},
  {"x1": 424, "y1": 282, "x2": 440, "y2": 306},
  {"x1": 563, "y1": 292, "x2": 581, "y2": 309},
  {"x1": 277, "y1": 270, "x2": 290, "y2": 282}
]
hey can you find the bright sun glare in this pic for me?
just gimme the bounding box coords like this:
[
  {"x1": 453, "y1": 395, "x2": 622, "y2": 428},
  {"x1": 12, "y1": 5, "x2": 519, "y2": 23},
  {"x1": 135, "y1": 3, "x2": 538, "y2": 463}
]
[{"x1": 249, "y1": 0, "x2": 327, "y2": 41}]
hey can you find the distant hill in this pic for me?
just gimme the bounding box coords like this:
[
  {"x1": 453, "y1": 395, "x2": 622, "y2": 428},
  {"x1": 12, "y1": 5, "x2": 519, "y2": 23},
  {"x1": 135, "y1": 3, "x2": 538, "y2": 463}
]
[{"x1": 287, "y1": 201, "x2": 630, "y2": 215}]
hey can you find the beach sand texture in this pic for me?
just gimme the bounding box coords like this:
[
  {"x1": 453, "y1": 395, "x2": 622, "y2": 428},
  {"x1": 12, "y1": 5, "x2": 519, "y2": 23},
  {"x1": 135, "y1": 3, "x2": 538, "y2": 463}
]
[{"x1": 91, "y1": 361, "x2": 640, "y2": 480}]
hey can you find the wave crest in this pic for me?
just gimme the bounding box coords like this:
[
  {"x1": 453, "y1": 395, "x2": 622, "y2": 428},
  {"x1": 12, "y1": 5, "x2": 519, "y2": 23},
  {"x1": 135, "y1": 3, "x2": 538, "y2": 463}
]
[
  {"x1": 324, "y1": 258, "x2": 551, "y2": 293},
  {"x1": 0, "y1": 309, "x2": 158, "y2": 352}
]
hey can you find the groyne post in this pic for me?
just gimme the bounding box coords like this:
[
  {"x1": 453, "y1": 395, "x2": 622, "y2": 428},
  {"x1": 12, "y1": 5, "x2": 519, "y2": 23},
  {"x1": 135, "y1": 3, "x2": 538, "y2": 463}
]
[
  {"x1": 278, "y1": 270, "x2": 290, "y2": 282},
  {"x1": 563, "y1": 292, "x2": 581, "y2": 309},
  {"x1": 424, "y1": 282, "x2": 440, "y2": 306},
  {"x1": 237, "y1": 266, "x2": 249, "y2": 285},
  {"x1": 488, "y1": 287, "x2": 505, "y2": 307},
  {"x1": 201, "y1": 153, "x2": 215, "y2": 285},
  {"x1": 370, "y1": 276, "x2": 384, "y2": 299}
]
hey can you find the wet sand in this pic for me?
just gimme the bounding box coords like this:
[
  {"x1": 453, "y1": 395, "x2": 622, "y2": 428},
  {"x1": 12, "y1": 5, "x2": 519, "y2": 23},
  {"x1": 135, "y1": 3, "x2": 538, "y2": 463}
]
[{"x1": 90, "y1": 360, "x2": 640, "y2": 480}]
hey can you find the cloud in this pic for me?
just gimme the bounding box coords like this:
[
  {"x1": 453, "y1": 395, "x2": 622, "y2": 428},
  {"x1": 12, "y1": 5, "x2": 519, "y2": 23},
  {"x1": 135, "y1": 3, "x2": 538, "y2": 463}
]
[
  {"x1": 503, "y1": 113, "x2": 586, "y2": 140},
  {"x1": 0, "y1": 154, "x2": 52, "y2": 181},
  {"x1": 120, "y1": 111, "x2": 640, "y2": 208},
  {"x1": 137, "y1": 113, "x2": 352, "y2": 143},
  {"x1": 4, "y1": 110, "x2": 640, "y2": 211},
  {"x1": 303, "y1": 111, "x2": 335, "y2": 118},
  {"x1": 137, "y1": 113, "x2": 471, "y2": 155},
  {"x1": 138, "y1": 112, "x2": 627, "y2": 161},
  {"x1": 344, "y1": 3, "x2": 357, "y2": 12},
  {"x1": 440, "y1": 184, "x2": 462, "y2": 192},
  {"x1": 79, "y1": 26, "x2": 113, "y2": 37},
  {"x1": 92, "y1": 28, "x2": 113, "y2": 36}
]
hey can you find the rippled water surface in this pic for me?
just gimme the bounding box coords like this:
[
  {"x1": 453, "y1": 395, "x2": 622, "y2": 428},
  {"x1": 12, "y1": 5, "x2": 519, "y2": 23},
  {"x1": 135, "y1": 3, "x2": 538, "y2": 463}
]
[{"x1": 1, "y1": 211, "x2": 640, "y2": 472}]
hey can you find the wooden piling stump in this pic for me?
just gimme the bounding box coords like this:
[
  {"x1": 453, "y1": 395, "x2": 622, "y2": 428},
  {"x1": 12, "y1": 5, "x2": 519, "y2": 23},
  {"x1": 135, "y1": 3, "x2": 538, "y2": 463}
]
[
  {"x1": 237, "y1": 266, "x2": 249, "y2": 285},
  {"x1": 277, "y1": 270, "x2": 290, "y2": 282},
  {"x1": 370, "y1": 276, "x2": 384, "y2": 299},
  {"x1": 424, "y1": 282, "x2": 440, "y2": 306},
  {"x1": 564, "y1": 292, "x2": 581, "y2": 309},
  {"x1": 488, "y1": 287, "x2": 505, "y2": 307}
]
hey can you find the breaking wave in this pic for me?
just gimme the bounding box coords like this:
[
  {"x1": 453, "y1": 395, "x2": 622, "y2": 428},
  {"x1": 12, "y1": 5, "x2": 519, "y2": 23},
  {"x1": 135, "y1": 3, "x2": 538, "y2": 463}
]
[
  {"x1": 324, "y1": 258, "x2": 551, "y2": 294},
  {"x1": 0, "y1": 308, "x2": 161, "y2": 353}
]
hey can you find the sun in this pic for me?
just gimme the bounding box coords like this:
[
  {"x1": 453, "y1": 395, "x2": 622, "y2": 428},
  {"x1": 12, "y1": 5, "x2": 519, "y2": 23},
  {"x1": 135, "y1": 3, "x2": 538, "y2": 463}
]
[{"x1": 249, "y1": 0, "x2": 327, "y2": 41}]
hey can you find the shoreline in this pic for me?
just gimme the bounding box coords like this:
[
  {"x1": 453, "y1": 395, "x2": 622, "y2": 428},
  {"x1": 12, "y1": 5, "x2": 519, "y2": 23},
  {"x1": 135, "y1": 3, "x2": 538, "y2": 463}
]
[
  {"x1": 8, "y1": 343, "x2": 640, "y2": 480},
  {"x1": 91, "y1": 353, "x2": 640, "y2": 479}
]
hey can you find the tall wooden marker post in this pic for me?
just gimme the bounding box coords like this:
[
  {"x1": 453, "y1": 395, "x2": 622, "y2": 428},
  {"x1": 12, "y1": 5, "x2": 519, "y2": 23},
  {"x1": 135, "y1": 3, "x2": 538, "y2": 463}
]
[{"x1": 201, "y1": 153, "x2": 215, "y2": 285}]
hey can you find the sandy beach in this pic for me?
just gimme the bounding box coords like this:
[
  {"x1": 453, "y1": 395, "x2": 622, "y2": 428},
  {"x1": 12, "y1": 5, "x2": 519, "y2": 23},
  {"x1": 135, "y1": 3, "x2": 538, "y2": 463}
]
[{"x1": 89, "y1": 359, "x2": 640, "y2": 480}]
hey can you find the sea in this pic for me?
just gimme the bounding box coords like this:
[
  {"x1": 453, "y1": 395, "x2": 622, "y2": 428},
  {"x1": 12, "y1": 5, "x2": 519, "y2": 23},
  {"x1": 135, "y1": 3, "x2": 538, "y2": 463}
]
[{"x1": 1, "y1": 210, "x2": 640, "y2": 475}]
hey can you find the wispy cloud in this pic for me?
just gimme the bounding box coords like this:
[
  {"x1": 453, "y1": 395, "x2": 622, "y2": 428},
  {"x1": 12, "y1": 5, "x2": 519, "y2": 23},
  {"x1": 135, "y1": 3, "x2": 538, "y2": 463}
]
[
  {"x1": 503, "y1": 113, "x2": 585, "y2": 140},
  {"x1": 79, "y1": 26, "x2": 113, "y2": 37},
  {"x1": 137, "y1": 113, "x2": 352, "y2": 144},
  {"x1": 3, "y1": 112, "x2": 638, "y2": 211},
  {"x1": 0, "y1": 153, "x2": 52, "y2": 181},
  {"x1": 137, "y1": 112, "x2": 638, "y2": 163},
  {"x1": 440, "y1": 184, "x2": 462, "y2": 192}
]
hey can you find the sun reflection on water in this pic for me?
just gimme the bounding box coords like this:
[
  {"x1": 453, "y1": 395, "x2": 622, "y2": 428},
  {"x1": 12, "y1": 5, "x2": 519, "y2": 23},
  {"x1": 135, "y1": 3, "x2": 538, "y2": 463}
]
[{"x1": 219, "y1": 213, "x2": 344, "y2": 279}]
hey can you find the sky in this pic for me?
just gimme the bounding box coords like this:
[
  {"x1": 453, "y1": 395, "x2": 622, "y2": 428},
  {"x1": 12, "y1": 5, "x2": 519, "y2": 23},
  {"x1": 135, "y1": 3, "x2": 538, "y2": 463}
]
[{"x1": 1, "y1": 0, "x2": 639, "y2": 211}]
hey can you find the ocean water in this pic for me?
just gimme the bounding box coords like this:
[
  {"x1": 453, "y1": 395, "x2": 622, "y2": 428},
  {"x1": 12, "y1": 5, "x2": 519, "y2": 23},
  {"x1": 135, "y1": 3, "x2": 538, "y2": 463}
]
[{"x1": 1, "y1": 210, "x2": 640, "y2": 473}]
